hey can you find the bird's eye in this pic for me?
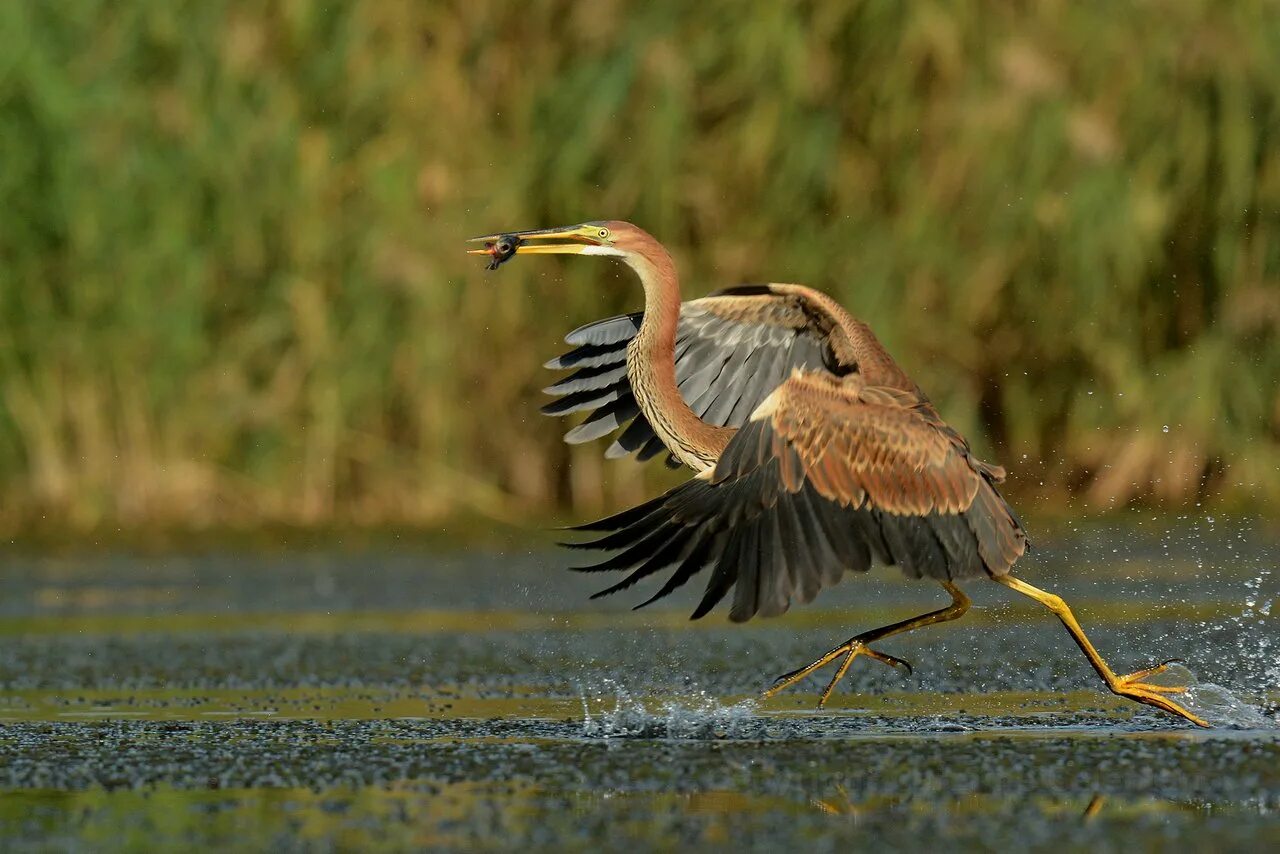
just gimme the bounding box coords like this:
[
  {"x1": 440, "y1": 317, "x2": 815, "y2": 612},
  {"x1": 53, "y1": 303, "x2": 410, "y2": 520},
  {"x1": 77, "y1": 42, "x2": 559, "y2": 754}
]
[{"x1": 597, "y1": 228, "x2": 610, "y2": 239}]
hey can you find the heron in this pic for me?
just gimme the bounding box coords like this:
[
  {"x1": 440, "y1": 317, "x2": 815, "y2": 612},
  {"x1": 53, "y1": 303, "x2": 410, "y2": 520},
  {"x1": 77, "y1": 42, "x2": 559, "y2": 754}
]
[{"x1": 468, "y1": 220, "x2": 1207, "y2": 727}]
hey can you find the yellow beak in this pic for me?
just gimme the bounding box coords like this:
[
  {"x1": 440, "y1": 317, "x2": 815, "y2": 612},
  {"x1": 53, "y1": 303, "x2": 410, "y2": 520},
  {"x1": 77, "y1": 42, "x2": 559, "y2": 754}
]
[{"x1": 466, "y1": 224, "x2": 602, "y2": 258}]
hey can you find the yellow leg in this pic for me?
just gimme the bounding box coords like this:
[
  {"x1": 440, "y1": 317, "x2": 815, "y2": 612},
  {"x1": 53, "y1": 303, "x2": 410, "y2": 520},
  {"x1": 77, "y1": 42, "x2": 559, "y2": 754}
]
[
  {"x1": 993, "y1": 574, "x2": 1208, "y2": 728},
  {"x1": 763, "y1": 581, "x2": 971, "y2": 707}
]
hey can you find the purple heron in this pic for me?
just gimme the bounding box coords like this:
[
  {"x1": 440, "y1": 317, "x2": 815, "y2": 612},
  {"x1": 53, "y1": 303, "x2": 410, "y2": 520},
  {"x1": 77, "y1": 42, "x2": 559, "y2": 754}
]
[{"x1": 469, "y1": 221, "x2": 1207, "y2": 727}]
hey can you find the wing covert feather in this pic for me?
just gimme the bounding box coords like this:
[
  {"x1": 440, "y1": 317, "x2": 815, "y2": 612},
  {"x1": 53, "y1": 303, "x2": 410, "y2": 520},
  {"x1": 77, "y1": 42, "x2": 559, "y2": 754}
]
[
  {"x1": 541, "y1": 286, "x2": 840, "y2": 466},
  {"x1": 565, "y1": 371, "x2": 1027, "y2": 621}
]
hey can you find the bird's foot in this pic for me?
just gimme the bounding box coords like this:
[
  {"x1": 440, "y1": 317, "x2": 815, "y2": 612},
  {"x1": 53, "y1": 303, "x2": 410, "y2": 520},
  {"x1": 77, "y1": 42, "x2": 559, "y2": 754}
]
[
  {"x1": 1107, "y1": 658, "x2": 1208, "y2": 727},
  {"x1": 1116, "y1": 658, "x2": 1188, "y2": 693},
  {"x1": 763, "y1": 640, "x2": 912, "y2": 708}
]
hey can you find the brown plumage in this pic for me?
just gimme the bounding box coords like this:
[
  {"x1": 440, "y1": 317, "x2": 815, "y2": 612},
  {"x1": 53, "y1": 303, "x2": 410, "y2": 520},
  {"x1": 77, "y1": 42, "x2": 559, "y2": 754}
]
[
  {"x1": 469, "y1": 220, "x2": 1209, "y2": 726},
  {"x1": 552, "y1": 280, "x2": 1026, "y2": 620}
]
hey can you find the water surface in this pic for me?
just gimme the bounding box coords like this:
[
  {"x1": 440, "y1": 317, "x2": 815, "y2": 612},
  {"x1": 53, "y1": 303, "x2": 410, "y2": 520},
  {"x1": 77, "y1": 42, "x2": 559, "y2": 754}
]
[{"x1": 1, "y1": 526, "x2": 1276, "y2": 850}]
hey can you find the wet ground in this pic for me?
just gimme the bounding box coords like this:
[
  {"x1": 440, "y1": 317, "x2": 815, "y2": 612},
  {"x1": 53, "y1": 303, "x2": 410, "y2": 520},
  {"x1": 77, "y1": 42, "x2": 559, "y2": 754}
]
[{"x1": 1, "y1": 522, "x2": 1277, "y2": 850}]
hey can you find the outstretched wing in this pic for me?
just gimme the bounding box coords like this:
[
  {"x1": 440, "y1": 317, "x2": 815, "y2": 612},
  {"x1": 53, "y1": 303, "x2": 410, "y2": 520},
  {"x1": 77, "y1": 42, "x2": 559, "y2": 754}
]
[
  {"x1": 541, "y1": 286, "x2": 840, "y2": 468},
  {"x1": 565, "y1": 371, "x2": 1027, "y2": 622}
]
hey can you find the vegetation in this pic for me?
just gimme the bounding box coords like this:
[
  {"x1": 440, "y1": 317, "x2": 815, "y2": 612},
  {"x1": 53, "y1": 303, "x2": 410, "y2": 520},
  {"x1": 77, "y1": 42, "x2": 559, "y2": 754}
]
[{"x1": 1, "y1": 1, "x2": 1278, "y2": 533}]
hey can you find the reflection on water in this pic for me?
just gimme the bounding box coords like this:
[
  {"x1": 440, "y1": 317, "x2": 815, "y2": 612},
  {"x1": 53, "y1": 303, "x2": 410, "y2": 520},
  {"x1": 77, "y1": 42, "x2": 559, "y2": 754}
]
[{"x1": 5, "y1": 779, "x2": 1278, "y2": 851}]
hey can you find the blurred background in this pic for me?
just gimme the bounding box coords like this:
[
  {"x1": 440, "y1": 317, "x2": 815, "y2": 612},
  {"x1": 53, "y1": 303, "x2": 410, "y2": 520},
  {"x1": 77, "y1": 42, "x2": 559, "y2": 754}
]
[{"x1": 1, "y1": 0, "x2": 1278, "y2": 539}]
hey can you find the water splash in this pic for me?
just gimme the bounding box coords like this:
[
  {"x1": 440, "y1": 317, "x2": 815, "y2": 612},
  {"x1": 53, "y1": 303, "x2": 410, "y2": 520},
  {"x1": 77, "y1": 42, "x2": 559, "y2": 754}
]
[
  {"x1": 580, "y1": 681, "x2": 758, "y2": 739},
  {"x1": 1240, "y1": 567, "x2": 1277, "y2": 688},
  {"x1": 1182, "y1": 682, "x2": 1273, "y2": 729},
  {"x1": 1150, "y1": 663, "x2": 1276, "y2": 730}
]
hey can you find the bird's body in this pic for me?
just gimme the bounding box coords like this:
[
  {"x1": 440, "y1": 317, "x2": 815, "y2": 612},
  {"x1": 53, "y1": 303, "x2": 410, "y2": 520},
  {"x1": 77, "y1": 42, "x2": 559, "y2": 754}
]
[
  {"x1": 469, "y1": 220, "x2": 1208, "y2": 727},
  {"x1": 548, "y1": 282, "x2": 1025, "y2": 621}
]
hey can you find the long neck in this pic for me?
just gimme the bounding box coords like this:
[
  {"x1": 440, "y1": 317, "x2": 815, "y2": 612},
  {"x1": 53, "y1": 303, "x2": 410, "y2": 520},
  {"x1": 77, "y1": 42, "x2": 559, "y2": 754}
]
[{"x1": 622, "y1": 241, "x2": 732, "y2": 471}]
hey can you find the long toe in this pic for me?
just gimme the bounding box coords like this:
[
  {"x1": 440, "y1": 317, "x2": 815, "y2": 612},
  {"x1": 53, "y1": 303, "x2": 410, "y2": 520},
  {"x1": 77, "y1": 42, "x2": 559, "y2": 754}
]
[
  {"x1": 770, "y1": 666, "x2": 809, "y2": 689},
  {"x1": 1126, "y1": 681, "x2": 1187, "y2": 695},
  {"x1": 1120, "y1": 658, "x2": 1184, "y2": 683},
  {"x1": 1114, "y1": 684, "x2": 1209, "y2": 728},
  {"x1": 860, "y1": 646, "x2": 914, "y2": 674},
  {"x1": 765, "y1": 640, "x2": 915, "y2": 703},
  {"x1": 764, "y1": 663, "x2": 829, "y2": 698},
  {"x1": 1115, "y1": 662, "x2": 1190, "y2": 695}
]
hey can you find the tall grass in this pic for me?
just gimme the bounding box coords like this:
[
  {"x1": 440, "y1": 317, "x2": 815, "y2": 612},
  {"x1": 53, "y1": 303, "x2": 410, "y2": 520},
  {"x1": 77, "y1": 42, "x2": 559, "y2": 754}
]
[{"x1": 0, "y1": 0, "x2": 1277, "y2": 532}]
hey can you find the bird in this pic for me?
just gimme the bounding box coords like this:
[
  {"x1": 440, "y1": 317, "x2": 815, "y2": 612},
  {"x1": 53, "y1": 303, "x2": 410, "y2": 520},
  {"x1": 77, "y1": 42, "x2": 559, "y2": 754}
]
[{"x1": 468, "y1": 220, "x2": 1208, "y2": 727}]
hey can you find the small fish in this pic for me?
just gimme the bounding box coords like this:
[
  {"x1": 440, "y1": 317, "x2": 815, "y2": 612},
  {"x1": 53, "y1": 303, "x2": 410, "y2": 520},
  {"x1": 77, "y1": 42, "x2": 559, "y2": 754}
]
[{"x1": 481, "y1": 234, "x2": 522, "y2": 270}]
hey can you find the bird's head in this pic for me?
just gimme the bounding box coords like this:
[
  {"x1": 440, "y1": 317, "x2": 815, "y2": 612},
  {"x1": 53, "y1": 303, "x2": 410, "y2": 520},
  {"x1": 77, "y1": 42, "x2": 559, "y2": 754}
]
[{"x1": 467, "y1": 220, "x2": 661, "y2": 268}]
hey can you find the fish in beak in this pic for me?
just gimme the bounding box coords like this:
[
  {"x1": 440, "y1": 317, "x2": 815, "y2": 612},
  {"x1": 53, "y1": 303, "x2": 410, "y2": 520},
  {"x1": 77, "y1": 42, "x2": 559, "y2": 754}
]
[{"x1": 467, "y1": 224, "x2": 612, "y2": 269}]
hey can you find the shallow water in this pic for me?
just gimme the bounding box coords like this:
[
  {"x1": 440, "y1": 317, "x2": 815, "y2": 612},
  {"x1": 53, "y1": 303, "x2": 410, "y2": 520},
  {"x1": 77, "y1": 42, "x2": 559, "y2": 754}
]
[{"x1": 0, "y1": 526, "x2": 1277, "y2": 850}]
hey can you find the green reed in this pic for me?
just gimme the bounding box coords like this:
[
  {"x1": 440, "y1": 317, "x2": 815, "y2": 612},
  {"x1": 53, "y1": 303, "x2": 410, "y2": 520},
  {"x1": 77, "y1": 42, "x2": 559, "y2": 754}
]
[{"x1": 0, "y1": 0, "x2": 1277, "y2": 532}]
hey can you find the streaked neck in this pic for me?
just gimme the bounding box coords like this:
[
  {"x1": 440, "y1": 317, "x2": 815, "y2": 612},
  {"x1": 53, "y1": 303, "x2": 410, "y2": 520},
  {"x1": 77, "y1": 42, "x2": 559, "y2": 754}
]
[{"x1": 622, "y1": 242, "x2": 732, "y2": 471}]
